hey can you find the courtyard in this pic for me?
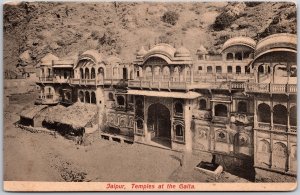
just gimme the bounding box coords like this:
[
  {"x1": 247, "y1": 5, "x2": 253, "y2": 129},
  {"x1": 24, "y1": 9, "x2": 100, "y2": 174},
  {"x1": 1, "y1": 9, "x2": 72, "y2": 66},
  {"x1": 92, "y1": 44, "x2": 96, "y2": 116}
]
[{"x1": 4, "y1": 93, "x2": 249, "y2": 182}]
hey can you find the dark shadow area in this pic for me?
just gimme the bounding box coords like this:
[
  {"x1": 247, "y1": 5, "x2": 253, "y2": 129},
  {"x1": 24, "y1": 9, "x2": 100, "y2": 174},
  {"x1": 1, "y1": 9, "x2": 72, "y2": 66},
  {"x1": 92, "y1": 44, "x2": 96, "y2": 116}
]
[{"x1": 214, "y1": 153, "x2": 255, "y2": 182}]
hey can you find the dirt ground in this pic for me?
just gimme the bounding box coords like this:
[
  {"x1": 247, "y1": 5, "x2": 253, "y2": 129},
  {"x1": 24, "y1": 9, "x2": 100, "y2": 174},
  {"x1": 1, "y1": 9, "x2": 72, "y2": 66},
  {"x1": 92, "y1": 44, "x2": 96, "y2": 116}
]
[{"x1": 4, "y1": 93, "x2": 250, "y2": 182}]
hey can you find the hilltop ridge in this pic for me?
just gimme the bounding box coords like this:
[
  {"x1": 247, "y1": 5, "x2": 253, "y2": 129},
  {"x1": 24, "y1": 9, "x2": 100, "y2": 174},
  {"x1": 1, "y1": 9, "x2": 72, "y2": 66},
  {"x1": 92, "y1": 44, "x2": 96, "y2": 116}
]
[{"x1": 3, "y1": 2, "x2": 296, "y2": 70}]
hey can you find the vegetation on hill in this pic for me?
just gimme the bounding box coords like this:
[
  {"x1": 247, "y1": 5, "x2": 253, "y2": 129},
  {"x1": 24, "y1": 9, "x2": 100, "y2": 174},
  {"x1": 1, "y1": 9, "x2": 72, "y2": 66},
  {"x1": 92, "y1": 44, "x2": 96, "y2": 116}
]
[{"x1": 3, "y1": 2, "x2": 296, "y2": 71}]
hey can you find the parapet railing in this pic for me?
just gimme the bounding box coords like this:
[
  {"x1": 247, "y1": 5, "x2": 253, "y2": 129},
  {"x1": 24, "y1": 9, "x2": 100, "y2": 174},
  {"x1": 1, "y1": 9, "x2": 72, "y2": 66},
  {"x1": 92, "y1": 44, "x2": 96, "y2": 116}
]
[
  {"x1": 128, "y1": 80, "x2": 190, "y2": 90},
  {"x1": 256, "y1": 122, "x2": 296, "y2": 133},
  {"x1": 69, "y1": 78, "x2": 124, "y2": 86},
  {"x1": 38, "y1": 77, "x2": 55, "y2": 82},
  {"x1": 245, "y1": 83, "x2": 297, "y2": 94}
]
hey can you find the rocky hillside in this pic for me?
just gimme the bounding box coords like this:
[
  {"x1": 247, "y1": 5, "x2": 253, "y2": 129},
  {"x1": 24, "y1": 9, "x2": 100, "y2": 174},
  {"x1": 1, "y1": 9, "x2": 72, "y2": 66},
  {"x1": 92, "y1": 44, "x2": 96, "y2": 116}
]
[{"x1": 3, "y1": 2, "x2": 296, "y2": 70}]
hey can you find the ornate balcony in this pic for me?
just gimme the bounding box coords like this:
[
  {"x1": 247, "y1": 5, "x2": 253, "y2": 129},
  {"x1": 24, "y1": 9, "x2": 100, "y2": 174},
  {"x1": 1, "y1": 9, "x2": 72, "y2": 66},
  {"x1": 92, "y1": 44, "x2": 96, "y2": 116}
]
[
  {"x1": 273, "y1": 124, "x2": 287, "y2": 132},
  {"x1": 192, "y1": 110, "x2": 212, "y2": 120},
  {"x1": 37, "y1": 76, "x2": 55, "y2": 83},
  {"x1": 128, "y1": 80, "x2": 189, "y2": 90},
  {"x1": 257, "y1": 122, "x2": 271, "y2": 130},
  {"x1": 193, "y1": 73, "x2": 254, "y2": 82},
  {"x1": 212, "y1": 116, "x2": 229, "y2": 124},
  {"x1": 230, "y1": 113, "x2": 254, "y2": 125},
  {"x1": 246, "y1": 83, "x2": 297, "y2": 94},
  {"x1": 128, "y1": 79, "x2": 251, "y2": 91},
  {"x1": 35, "y1": 93, "x2": 59, "y2": 105},
  {"x1": 70, "y1": 78, "x2": 124, "y2": 86},
  {"x1": 38, "y1": 77, "x2": 71, "y2": 84}
]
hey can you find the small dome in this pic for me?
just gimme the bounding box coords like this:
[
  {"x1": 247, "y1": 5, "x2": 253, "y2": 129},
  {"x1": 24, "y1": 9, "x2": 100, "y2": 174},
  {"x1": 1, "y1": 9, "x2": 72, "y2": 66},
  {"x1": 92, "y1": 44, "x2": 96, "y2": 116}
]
[
  {"x1": 136, "y1": 46, "x2": 147, "y2": 57},
  {"x1": 222, "y1": 36, "x2": 256, "y2": 51},
  {"x1": 255, "y1": 33, "x2": 297, "y2": 57},
  {"x1": 174, "y1": 46, "x2": 191, "y2": 57},
  {"x1": 80, "y1": 49, "x2": 102, "y2": 63},
  {"x1": 196, "y1": 45, "x2": 208, "y2": 55}
]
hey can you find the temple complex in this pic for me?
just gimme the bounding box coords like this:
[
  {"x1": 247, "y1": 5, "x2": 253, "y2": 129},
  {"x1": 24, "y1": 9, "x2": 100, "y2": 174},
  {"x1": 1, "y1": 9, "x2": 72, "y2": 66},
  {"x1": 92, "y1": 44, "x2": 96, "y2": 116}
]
[{"x1": 31, "y1": 33, "x2": 297, "y2": 181}]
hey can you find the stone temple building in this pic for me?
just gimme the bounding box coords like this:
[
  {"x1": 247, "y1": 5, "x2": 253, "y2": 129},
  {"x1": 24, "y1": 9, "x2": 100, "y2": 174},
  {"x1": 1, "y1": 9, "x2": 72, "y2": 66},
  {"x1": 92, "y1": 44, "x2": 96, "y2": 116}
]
[{"x1": 32, "y1": 33, "x2": 296, "y2": 181}]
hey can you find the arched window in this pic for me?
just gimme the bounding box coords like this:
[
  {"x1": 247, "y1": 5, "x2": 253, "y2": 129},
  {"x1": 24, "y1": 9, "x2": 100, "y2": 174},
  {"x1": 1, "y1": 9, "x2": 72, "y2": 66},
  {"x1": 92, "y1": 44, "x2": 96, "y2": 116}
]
[
  {"x1": 216, "y1": 66, "x2": 222, "y2": 73},
  {"x1": 290, "y1": 106, "x2": 297, "y2": 126},
  {"x1": 108, "y1": 92, "x2": 114, "y2": 101},
  {"x1": 63, "y1": 71, "x2": 68, "y2": 79},
  {"x1": 113, "y1": 67, "x2": 118, "y2": 77},
  {"x1": 145, "y1": 67, "x2": 152, "y2": 80},
  {"x1": 258, "y1": 65, "x2": 264, "y2": 74},
  {"x1": 136, "y1": 119, "x2": 143, "y2": 129},
  {"x1": 245, "y1": 66, "x2": 250, "y2": 74},
  {"x1": 215, "y1": 104, "x2": 228, "y2": 117},
  {"x1": 117, "y1": 96, "x2": 125, "y2": 106},
  {"x1": 175, "y1": 125, "x2": 183, "y2": 137},
  {"x1": 244, "y1": 52, "x2": 251, "y2": 59},
  {"x1": 259, "y1": 140, "x2": 271, "y2": 153},
  {"x1": 238, "y1": 101, "x2": 247, "y2": 113},
  {"x1": 258, "y1": 139, "x2": 271, "y2": 166},
  {"x1": 186, "y1": 66, "x2": 191, "y2": 81},
  {"x1": 91, "y1": 92, "x2": 96, "y2": 104},
  {"x1": 173, "y1": 67, "x2": 180, "y2": 81},
  {"x1": 154, "y1": 66, "x2": 160, "y2": 76},
  {"x1": 136, "y1": 66, "x2": 142, "y2": 78},
  {"x1": 130, "y1": 71, "x2": 134, "y2": 79},
  {"x1": 198, "y1": 66, "x2": 203, "y2": 71},
  {"x1": 163, "y1": 66, "x2": 170, "y2": 80},
  {"x1": 207, "y1": 66, "x2": 212, "y2": 73},
  {"x1": 91, "y1": 68, "x2": 96, "y2": 79},
  {"x1": 48, "y1": 68, "x2": 51, "y2": 77},
  {"x1": 258, "y1": 103, "x2": 271, "y2": 123},
  {"x1": 98, "y1": 67, "x2": 104, "y2": 79},
  {"x1": 199, "y1": 99, "x2": 206, "y2": 110},
  {"x1": 85, "y1": 91, "x2": 90, "y2": 103},
  {"x1": 85, "y1": 68, "x2": 90, "y2": 79},
  {"x1": 174, "y1": 102, "x2": 183, "y2": 114},
  {"x1": 273, "y1": 142, "x2": 288, "y2": 157},
  {"x1": 290, "y1": 65, "x2": 297, "y2": 77},
  {"x1": 80, "y1": 68, "x2": 84, "y2": 79},
  {"x1": 79, "y1": 91, "x2": 84, "y2": 102},
  {"x1": 273, "y1": 104, "x2": 287, "y2": 125},
  {"x1": 41, "y1": 69, "x2": 45, "y2": 77},
  {"x1": 136, "y1": 99, "x2": 143, "y2": 108},
  {"x1": 122, "y1": 67, "x2": 127, "y2": 80},
  {"x1": 227, "y1": 66, "x2": 232, "y2": 73},
  {"x1": 235, "y1": 52, "x2": 242, "y2": 60},
  {"x1": 236, "y1": 66, "x2": 241, "y2": 74},
  {"x1": 226, "y1": 53, "x2": 233, "y2": 61},
  {"x1": 274, "y1": 65, "x2": 288, "y2": 80},
  {"x1": 65, "y1": 92, "x2": 71, "y2": 101}
]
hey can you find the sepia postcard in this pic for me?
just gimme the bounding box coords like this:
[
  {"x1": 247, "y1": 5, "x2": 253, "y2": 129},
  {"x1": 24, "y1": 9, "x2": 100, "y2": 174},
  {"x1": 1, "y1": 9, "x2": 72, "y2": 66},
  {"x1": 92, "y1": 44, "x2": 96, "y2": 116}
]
[{"x1": 3, "y1": 0, "x2": 297, "y2": 191}]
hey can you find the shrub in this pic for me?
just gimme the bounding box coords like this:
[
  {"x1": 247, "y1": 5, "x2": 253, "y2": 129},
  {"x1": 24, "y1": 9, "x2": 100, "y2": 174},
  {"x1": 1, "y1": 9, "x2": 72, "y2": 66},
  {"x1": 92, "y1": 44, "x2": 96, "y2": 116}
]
[
  {"x1": 245, "y1": 2, "x2": 262, "y2": 7},
  {"x1": 161, "y1": 11, "x2": 179, "y2": 26},
  {"x1": 213, "y1": 12, "x2": 236, "y2": 31}
]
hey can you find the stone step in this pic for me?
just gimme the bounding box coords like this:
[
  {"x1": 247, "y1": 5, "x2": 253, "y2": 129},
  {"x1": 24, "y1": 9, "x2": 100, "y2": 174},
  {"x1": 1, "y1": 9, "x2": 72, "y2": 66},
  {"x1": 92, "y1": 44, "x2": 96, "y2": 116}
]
[{"x1": 100, "y1": 132, "x2": 134, "y2": 144}]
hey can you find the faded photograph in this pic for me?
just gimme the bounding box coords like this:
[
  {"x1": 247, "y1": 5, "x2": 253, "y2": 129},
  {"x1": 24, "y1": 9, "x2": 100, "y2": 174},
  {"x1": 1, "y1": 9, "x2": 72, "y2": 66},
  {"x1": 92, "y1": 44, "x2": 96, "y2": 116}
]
[{"x1": 3, "y1": 1, "x2": 297, "y2": 188}]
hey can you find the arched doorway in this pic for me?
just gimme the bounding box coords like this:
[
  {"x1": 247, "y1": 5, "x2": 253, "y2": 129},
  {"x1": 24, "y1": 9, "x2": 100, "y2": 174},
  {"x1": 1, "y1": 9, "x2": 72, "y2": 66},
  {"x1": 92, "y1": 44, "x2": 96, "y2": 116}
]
[{"x1": 147, "y1": 103, "x2": 171, "y2": 147}]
